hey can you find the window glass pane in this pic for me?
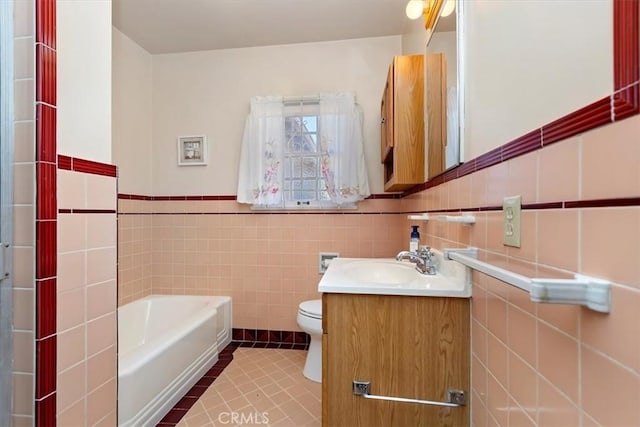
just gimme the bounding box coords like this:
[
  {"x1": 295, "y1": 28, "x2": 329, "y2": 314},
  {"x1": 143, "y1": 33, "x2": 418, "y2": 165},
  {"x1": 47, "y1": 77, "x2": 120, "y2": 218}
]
[
  {"x1": 303, "y1": 116, "x2": 317, "y2": 132},
  {"x1": 318, "y1": 179, "x2": 326, "y2": 190},
  {"x1": 292, "y1": 158, "x2": 302, "y2": 177},
  {"x1": 284, "y1": 158, "x2": 291, "y2": 178},
  {"x1": 302, "y1": 180, "x2": 316, "y2": 190},
  {"x1": 299, "y1": 191, "x2": 314, "y2": 200},
  {"x1": 302, "y1": 157, "x2": 317, "y2": 178},
  {"x1": 284, "y1": 180, "x2": 291, "y2": 190},
  {"x1": 292, "y1": 180, "x2": 301, "y2": 190}
]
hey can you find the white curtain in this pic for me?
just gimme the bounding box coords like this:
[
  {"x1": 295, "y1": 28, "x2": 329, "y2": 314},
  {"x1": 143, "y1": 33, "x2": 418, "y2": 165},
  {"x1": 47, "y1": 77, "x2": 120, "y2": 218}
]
[
  {"x1": 237, "y1": 96, "x2": 285, "y2": 205},
  {"x1": 319, "y1": 93, "x2": 370, "y2": 204}
]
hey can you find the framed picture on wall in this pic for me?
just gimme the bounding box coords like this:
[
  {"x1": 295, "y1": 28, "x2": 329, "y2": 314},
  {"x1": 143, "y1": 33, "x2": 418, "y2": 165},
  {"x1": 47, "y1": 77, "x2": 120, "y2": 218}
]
[{"x1": 177, "y1": 135, "x2": 208, "y2": 166}]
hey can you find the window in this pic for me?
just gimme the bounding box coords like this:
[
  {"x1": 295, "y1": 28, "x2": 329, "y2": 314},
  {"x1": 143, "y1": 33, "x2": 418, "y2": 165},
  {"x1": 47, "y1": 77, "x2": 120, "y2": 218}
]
[
  {"x1": 237, "y1": 94, "x2": 370, "y2": 209},
  {"x1": 282, "y1": 104, "x2": 337, "y2": 208}
]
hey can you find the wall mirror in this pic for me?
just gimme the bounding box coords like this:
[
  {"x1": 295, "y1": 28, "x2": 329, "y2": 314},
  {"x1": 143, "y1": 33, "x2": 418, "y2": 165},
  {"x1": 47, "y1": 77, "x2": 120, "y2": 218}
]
[
  {"x1": 462, "y1": 0, "x2": 613, "y2": 161},
  {"x1": 424, "y1": 0, "x2": 461, "y2": 179}
]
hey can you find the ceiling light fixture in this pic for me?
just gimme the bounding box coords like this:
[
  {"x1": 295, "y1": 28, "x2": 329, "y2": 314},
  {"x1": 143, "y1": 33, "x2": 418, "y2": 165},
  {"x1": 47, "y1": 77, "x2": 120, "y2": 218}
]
[{"x1": 405, "y1": 0, "x2": 454, "y2": 30}]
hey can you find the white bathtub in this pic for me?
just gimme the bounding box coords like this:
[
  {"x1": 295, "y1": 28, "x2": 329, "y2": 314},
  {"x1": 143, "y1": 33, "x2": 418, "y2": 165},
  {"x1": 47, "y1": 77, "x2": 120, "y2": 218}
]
[{"x1": 117, "y1": 295, "x2": 232, "y2": 427}]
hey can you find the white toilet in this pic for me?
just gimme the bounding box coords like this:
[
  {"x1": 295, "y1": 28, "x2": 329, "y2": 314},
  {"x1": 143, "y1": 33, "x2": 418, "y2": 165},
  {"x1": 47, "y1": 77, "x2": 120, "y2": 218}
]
[{"x1": 297, "y1": 299, "x2": 322, "y2": 383}]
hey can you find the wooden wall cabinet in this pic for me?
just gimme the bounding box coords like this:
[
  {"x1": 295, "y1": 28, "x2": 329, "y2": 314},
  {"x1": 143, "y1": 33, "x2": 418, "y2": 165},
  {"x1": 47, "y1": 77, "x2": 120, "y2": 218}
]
[
  {"x1": 322, "y1": 293, "x2": 470, "y2": 427},
  {"x1": 381, "y1": 55, "x2": 425, "y2": 192}
]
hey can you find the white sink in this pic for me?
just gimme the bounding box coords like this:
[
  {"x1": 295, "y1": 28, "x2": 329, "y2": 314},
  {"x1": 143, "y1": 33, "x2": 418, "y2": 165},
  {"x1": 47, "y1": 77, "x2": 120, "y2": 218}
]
[{"x1": 318, "y1": 253, "x2": 471, "y2": 298}]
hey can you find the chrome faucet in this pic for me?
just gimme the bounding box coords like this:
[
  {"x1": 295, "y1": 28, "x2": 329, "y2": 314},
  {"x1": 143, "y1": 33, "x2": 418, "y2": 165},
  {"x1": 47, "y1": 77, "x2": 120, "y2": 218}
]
[{"x1": 396, "y1": 246, "x2": 437, "y2": 275}]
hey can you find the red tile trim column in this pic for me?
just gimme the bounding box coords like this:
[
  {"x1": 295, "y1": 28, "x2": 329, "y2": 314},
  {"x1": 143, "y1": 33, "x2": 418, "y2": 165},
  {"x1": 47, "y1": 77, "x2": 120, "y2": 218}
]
[{"x1": 35, "y1": 0, "x2": 57, "y2": 424}]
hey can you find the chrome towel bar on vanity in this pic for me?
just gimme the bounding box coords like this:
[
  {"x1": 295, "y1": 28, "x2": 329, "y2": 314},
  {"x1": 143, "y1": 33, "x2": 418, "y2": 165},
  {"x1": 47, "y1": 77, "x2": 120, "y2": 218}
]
[{"x1": 352, "y1": 381, "x2": 466, "y2": 408}]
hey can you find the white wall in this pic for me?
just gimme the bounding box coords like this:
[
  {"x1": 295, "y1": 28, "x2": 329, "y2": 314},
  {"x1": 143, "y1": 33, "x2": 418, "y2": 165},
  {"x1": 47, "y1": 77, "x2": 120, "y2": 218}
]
[
  {"x1": 151, "y1": 36, "x2": 401, "y2": 195},
  {"x1": 401, "y1": 18, "x2": 428, "y2": 55},
  {"x1": 463, "y1": 0, "x2": 612, "y2": 160},
  {"x1": 57, "y1": 0, "x2": 112, "y2": 162},
  {"x1": 112, "y1": 28, "x2": 153, "y2": 195}
]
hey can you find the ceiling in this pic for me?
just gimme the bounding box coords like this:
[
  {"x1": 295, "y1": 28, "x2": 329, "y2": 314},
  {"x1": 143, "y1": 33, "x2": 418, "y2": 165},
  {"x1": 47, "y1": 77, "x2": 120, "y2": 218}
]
[{"x1": 112, "y1": 0, "x2": 456, "y2": 55}]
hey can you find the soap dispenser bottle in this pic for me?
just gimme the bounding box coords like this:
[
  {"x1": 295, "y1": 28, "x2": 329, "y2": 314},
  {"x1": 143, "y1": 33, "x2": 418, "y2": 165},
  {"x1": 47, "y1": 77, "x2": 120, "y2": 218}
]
[{"x1": 409, "y1": 225, "x2": 420, "y2": 252}]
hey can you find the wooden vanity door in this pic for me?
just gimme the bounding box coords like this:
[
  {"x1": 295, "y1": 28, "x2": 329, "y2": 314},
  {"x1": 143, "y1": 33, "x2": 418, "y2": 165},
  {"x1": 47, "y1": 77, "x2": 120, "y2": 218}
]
[{"x1": 323, "y1": 294, "x2": 470, "y2": 427}]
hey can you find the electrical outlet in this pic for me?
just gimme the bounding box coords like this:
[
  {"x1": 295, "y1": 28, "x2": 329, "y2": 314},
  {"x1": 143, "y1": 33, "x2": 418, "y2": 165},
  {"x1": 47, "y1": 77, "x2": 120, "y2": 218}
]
[
  {"x1": 319, "y1": 252, "x2": 339, "y2": 274},
  {"x1": 503, "y1": 196, "x2": 521, "y2": 248}
]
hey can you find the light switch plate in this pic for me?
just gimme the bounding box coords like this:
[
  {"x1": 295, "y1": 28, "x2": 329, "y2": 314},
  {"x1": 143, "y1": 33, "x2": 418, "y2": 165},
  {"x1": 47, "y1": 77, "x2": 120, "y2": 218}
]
[{"x1": 503, "y1": 196, "x2": 521, "y2": 248}]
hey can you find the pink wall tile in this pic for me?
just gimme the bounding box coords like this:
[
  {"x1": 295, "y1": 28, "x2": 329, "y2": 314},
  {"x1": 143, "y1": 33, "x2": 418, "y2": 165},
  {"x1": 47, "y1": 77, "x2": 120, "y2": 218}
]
[
  {"x1": 486, "y1": 373, "x2": 509, "y2": 426},
  {"x1": 13, "y1": 289, "x2": 34, "y2": 331},
  {"x1": 57, "y1": 214, "x2": 86, "y2": 253},
  {"x1": 56, "y1": 398, "x2": 85, "y2": 427},
  {"x1": 508, "y1": 352, "x2": 537, "y2": 421},
  {"x1": 56, "y1": 361, "x2": 85, "y2": 414},
  {"x1": 86, "y1": 214, "x2": 116, "y2": 248},
  {"x1": 86, "y1": 313, "x2": 116, "y2": 357},
  {"x1": 507, "y1": 151, "x2": 538, "y2": 204},
  {"x1": 57, "y1": 326, "x2": 85, "y2": 372},
  {"x1": 86, "y1": 248, "x2": 117, "y2": 285},
  {"x1": 581, "y1": 115, "x2": 640, "y2": 200},
  {"x1": 538, "y1": 137, "x2": 579, "y2": 202},
  {"x1": 14, "y1": 122, "x2": 35, "y2": 163},
  {"x1": 56, "y1": 288, "x2": 84, "y2": 332},
  {"x1": 86, "y1": 346, "x2": 116, "y2": 393},
  {"x1": 508, "y1": 398, "x2": 536, "y2": 427},
  {"x1": 536, "y1": 303, "x2": 579, "y2": 339},
  {"x1": 13, "y1": 205, "x2": 34, "y2": 246},
  {"x1": 86, "y1": 379, "x2": 116, "y2": 426},
  {"x1": 486, "y1": 163, "x2": 509, "y2": 206},
  {"x1": 57, "y1": 252, "x2": 86, "y2": 292},
  {"x1": 537, "y1": 323, "x2": 578, "y2": 403},
  {"x1": 581, "y1": 285, "x2": 640, "y2": 372},
  {"x1": 537, "y1": 377, "x2": 579, "y2": 427},
  {"x1": 487, "y1": 333, "x2": 508, "y2": 389},
  {"x1": 581, "y1": 346, "x2": 640, "y2": 426},
  {"x1": 536, "y1": 210, "x2": 578, "y2": 272},
  {"x1": 13, "y1": 331, "x2": 34, "y2": 373},
  {"x1": 486, "y1": 290, "x2": 508, "y2": 343},
  {"x1": 12, "y1": 373, "x2": 34, "y2": 416},
  {"x1": 581, "y1": 208, "x2": 640, "y2": 288},
  {"x1": 86, "y1": 280, "x2": 116, "y2": 321},
  {"x1": 507, "y1": 305, "x2": 536, "y2": 367},
  {"x1": 57, "y1": 170, "x2": 85, "y2": 209}
]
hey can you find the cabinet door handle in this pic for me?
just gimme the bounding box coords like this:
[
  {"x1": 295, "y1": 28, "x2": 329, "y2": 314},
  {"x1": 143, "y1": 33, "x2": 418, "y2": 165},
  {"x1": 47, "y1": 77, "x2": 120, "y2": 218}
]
[{"x1": 352, "y1": 381, "x2": 466, "y2": 408}]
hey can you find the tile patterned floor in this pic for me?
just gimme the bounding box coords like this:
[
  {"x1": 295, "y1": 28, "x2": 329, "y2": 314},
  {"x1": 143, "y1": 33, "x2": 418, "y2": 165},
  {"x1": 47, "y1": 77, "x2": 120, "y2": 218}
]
[{"x1": 176, "y1": 348, "x2": 321, "y2": 427}]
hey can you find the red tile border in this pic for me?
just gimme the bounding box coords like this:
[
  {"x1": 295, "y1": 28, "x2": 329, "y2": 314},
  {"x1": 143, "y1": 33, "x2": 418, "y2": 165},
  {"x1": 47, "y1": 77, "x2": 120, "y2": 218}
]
[
  {"x1": 35, "y1": 393, "x2": 56, "y2": 427},
  {"x1": 36, "y1": 44, "x2": 56, "y2": 106},
  {"x1": 35, "y1": 0, "x2": 56, "y2": 49},
  {"x1": 158, "y1": 343, "x2": 238, "y2": 426},
  {"x1": 613, "y1": 82, "x2": 640, "y2": 121},
  {"x1": 72, "y1": 158, "x2": 117, "y2": 177},
  {"x1": 36, "y1": 0, "x2": 57, "y2": 423},
  {"x1": 57, "y1": 155, "x2": 71, "y2": 170},
  {"x1": 118, "y1": 194, "x2": 153, "y2": 201},
  {"x1": 36, "y1": 163, "x2": 57, "y2": 220},
  {"x1": 35, "y1": 220, "x2": 56, "y2": 280},
  {"x1": 541, "y1": 96, "x2": 612, "y2": 147},
  {"x1": 501, "y1": 129, "x2": 542, "y2": 162},
  {"x1": 564, "y1": 197, "x2": 640, "y2": 209},
  {"x1": 56, "y1": 155, "x2": 117, "y2": 177},
  {"x1": 614, "y1": 0, "x2": 639, "y2": 90},
  {"x1": 35, "y1": 278, "x2": 56, "y2": 339},
  {"x1": 36, "y1": 104, "x2": 56, "y2": 163},
  {"x1": 35, "y1": 335, "x2": 56, "y2": 399}
]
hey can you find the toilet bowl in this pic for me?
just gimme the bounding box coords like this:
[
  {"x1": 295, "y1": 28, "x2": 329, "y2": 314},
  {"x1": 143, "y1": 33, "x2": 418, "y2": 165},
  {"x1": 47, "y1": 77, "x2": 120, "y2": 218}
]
[{"x1": 297, "y1": 299, "x2": 322, "y2": 383}]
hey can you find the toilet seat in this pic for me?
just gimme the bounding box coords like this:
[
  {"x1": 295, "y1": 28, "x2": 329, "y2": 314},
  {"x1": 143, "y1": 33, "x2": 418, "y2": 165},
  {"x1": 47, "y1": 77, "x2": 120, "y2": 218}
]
[{"x1": 298, "y1": 299, "x2": 322, "y2": 320}]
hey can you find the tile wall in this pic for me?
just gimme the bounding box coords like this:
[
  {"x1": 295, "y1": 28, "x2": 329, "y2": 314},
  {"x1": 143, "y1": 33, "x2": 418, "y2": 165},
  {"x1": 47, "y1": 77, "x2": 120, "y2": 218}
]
[
  {"x1": 117, "y1": 200, "x2": 152, "y2": 305},
  {"x1": 56, "y1": 161, "x2": 118, "y2": 425},
  {"x1": 12, "y1": 0, "x2": 36, "y2": 424},
  {"x1": 117, "y1": 198, "x2": 406, "y2": 330},
  {"x1": 401, "y1": 115, "x2": 640, "y2": 426}
]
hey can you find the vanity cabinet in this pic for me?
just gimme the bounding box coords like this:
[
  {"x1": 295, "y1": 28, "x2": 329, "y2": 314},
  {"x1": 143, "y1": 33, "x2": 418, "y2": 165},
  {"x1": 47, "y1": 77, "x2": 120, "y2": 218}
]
[
  {"x1": 381, "y1": 55, "x2": 425, "y2": 192},
  {"x1": 322, "y1": 293, "x2": 469, "y2": 427}
]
